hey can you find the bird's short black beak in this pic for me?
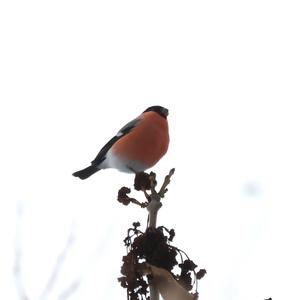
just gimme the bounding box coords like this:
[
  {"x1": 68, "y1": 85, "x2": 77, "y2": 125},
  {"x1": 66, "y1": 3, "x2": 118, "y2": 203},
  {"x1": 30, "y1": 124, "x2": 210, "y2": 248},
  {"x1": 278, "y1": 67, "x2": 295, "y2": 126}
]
[{"x1": 163, "y1": 108, "x2": 169, "y2": 117}]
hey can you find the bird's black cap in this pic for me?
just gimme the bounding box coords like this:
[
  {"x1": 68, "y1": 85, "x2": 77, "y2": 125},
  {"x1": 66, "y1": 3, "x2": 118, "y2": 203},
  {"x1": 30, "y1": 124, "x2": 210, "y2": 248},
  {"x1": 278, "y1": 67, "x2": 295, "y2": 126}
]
[{"x1": 144, "y1": 106, "x2": 169, "y2": 118}]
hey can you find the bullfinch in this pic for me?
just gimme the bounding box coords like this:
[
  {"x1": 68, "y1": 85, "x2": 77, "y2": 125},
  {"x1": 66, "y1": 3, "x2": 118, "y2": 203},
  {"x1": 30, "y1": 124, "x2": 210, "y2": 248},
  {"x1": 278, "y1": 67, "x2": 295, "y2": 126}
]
[{"x1": 72, "y1": 105, "x2": 169, "y2": 179}]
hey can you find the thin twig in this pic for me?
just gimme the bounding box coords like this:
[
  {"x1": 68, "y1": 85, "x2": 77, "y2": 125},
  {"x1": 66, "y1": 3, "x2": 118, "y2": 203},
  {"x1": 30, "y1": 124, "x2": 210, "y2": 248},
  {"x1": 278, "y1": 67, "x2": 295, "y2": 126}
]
[
  {"x1": 14, "y1": 201, "x2": 29, "y2": 300},
  {"x1": 158, "y1": 168, "x2": 175, "y2": 197},
  {"x1": 58, "y1": 279, "x2": 81, "y2": 300},
  {"x1": 39, "y1": 223, "x2": 76, "y2": 300},
  {"x1": 147, "y1": 169, "x2": 175, "y2": 299}
]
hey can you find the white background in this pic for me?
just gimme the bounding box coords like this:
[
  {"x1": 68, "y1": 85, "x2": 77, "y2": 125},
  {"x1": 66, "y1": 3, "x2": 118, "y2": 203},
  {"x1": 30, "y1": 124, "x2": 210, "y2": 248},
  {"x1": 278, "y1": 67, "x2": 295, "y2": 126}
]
[{"x1": 1, "y1": 1, "x2": 300, "y2": 300}]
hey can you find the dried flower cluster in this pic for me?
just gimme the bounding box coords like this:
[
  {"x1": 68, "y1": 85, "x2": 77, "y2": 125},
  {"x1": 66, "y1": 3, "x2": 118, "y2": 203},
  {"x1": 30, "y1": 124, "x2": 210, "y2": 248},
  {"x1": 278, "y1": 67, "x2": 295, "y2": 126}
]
[
  {"x1": 117, "y1": 171, "x2": 206, "y2": 300},
  {"x1": 118, "y1": 222, "x2": 206, "y2": 300}
]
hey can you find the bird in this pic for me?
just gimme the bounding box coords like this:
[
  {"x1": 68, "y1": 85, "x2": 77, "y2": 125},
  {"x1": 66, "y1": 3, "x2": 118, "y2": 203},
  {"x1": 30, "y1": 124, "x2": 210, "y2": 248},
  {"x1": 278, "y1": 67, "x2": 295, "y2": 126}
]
[{"x1": 72, "y1": 105, "x2": 169, "y2": 180}]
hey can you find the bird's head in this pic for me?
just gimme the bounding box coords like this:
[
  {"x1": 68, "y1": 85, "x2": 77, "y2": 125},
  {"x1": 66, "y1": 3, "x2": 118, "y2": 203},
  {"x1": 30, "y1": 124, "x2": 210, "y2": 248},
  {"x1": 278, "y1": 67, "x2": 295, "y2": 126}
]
[{"x1": 144, "y1": 106, "x2": 169, "y2": 119}]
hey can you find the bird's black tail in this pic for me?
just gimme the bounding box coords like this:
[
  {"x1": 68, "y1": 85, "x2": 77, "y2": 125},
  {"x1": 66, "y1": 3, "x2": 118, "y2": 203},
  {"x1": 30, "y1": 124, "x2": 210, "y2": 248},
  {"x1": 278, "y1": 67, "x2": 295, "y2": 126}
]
[{"x1": 72, "y1": 165, "x2": 99, "y2": 180}]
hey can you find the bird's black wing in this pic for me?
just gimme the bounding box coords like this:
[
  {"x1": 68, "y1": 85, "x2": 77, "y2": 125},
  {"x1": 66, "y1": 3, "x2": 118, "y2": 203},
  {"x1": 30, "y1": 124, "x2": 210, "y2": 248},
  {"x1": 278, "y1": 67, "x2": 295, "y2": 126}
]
[{"x1": 91, "y1": 117, "x2": 139, "y2": 165}]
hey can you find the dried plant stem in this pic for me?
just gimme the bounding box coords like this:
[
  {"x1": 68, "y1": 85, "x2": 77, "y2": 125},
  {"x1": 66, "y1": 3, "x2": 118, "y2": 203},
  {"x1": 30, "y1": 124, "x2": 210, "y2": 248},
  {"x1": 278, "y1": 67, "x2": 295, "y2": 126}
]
[
  {"x1": 147, "y1": 195, "x2": 162, "y2": 228},
  {"x1": 146, "y1": 169, "x2": 175, "y2": 300},
  {"x1": 147, "y1": 193, "x2": 161, "y2": 300},
  {"x1": 147, "y1": 168, "x2": 174, "y2": 229},
  {"x1": 149, "y1": 282, "x2": 160, "y2": 300}
]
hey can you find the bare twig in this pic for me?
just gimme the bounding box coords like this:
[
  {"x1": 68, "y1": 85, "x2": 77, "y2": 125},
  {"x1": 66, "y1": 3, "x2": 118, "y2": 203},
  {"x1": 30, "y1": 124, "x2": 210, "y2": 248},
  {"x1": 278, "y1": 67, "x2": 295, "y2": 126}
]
[
  {"x1": 39, "y1": 223, "x2": 76, "y2": 300},
  {"x1": 147, "y1": 169, "x2": 175, "y2": 229},
  {"x1": 146, "y1": 169, "x2": 175, "y2": 300},
  {"x1": 13, "y1": 203, "x2": 84, "y2": 300},
  {"x1": 147, "y1": 197, "x2": 162, "y2": 229},
  {"x1": 58, "y1": 279, "x2": 81, "y2": 300},
  {"x1": 158, "y1": 168, "x2": 175, "y2": 197},
  {"x1": 14, "y1": 202, "x2": 29, "y2": 300}
]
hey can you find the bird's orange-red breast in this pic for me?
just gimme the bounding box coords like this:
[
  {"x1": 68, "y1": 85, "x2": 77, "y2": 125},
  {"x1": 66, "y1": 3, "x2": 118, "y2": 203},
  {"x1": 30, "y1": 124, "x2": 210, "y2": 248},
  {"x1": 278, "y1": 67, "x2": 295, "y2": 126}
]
[
  {"x1": 72, "y1": 106, "x2": 169, "y2": 179},
  {"x1": 111, "y1": 111, "x2": 169, "y2": 167}
]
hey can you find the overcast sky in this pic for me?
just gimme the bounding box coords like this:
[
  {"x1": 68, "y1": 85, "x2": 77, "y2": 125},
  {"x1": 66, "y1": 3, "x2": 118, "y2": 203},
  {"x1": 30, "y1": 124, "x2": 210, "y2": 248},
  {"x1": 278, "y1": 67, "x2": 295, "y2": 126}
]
[{"x1": 1, "y1": 1, "x2": 300, "y2": 300}]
